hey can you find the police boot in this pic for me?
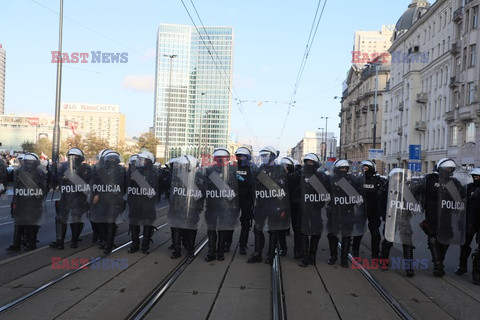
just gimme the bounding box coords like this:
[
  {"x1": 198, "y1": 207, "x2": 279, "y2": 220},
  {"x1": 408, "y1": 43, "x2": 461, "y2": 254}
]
[
  {"x1": 327, "y1": 234, "x2": 338, "y2": 265},
  {"x1": 428, "y1": 237, "x2": 445, "y2": 277},
  {"x1": 247, "y1": 229, "x2": 264, "y2": 263},
  {"x1": 309, "y1": 235, "x2": 320, "y2": 266},
  {"x1": 238, "y1": 224, "x2": 249, "y2": 255},
  {"x1": 224, "y1": 230, "x2": 234, "y2": 253},
  {"x1": 91, "y1": 221, "x2": 99, "y2": 243},
  {"x1": 472, "y1": 250, "x2": 480, "y2": 285},
  {"x1": 168, "y1": 227, "x2": 174, "y2": 250},
  {"x1": 24, "y1": 225, "x2": 40, "y2": 251},
  {"x1": 403, "y1": 244, "x2": 415, "y2": 277},
  {"x1": 170, "y1": 228, "x2": 182, "y2": 259},
  {"x1": 6, "y1": 225, "x2": 22, "y2": 251},
  {"x1": 293, "y1": 228, "x2": 302, "y2": 259},
  {"x1": 380, "y1": 239, "x2": 393, "y2": 268},
  {"x1": 19, "y1": 225, "x2": 28, "y2": 246},
  {"x1": 455, "y1": 245, "x2": 471, "y2": 275},
  {"x1": 340, "y1": 237, "x2": 351, "y2": 268},
  {"x1": 70, "y1": 222, "x2": 84, "y2": 248},
  {"x1": 265, "y1": 231, "x2": 279, "y2": 265},
  {"x1": 49, "y1": 219, "x2": 67, "y2": 250},
  {"x1": 103, "y1": 223, "x2": 117, "y2": 254},
  {"x1": 142, "y1": 226, "x2": 155, "y2": 254},
  {"x1": 352, "y1": 236, "x2": 362, "y2": 257},
  {"x1": 98, "y1": 223, "x2": 108, "y2": 249},
  {"x1": 217, "y1": 231, "x2": 225, "y2": 261},
  {"x1": 298, "y1": 234, "x2": 309, "y2": 267},
  {"x1": 371, "y1": 230, "x2": 381, "y2": 259},
  {"x1": 278, "y1": 229, "x2": 287, "y2": 256},
  {"x1": 128, "y1": 225, "x2": 141, "y2": 253},
  {"x1": 186, "y1": 229, "x2": 197, "y2": 257},
  {"x1": 205, "y1": 230, "x2": 217, "y2": 262}
]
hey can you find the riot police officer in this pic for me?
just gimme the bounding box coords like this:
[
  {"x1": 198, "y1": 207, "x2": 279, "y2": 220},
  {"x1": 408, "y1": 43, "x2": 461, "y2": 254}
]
[
  {"x1": 279, "y1": 156, "x2": 299, "y2": 257},
  {"x1": 126, "y1": 151, "x2": 159, "y2": 254},
  {"x1": 247, "y1": 146, "x2": 291, "y2": 264},
  {"x1": 352, "y1": 160, "x2": 386, "y2": 258},
  {"x1": 7, "y1": 153, "x2": 47, "y2": 251},
  {"x1": 168, "y1": 155, "x2": 204, "y2": 258},
  {"x1": 235, "y1": 147, "x2": 257, "y2": 255},
  {"x1": 127, "y1": 154, "x2": 139, "y2": 175},
  {"x1": 421, "y1": 158, "x2": 467, "y2": 277},
  {"x1": 0, "y1": 157, "x2": 7, "y2": 195},
  {"x1": 204, "y1": 148, "x2": 239, "y2": 261},
  {"x1": 50, "y1": 148, "x2": 91, "y2": 250},
  {"x1": 457, "y1": 168, "x2": 480, "y2": 280},
  {"x1": 90, "y1": 151, "x2": 127, "y2": 254},
  {"x1": 327, "y1": 159, "x2": 365, "y2": 268},
  {"x1": 298, "y1": 153, "x2": 329, "y2": 267},
  {"x1": 90, "y1": 149, "x2": 112, "y2": 244}
]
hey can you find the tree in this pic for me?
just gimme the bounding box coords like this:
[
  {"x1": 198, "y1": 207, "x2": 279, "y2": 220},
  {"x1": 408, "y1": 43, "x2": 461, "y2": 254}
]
[
  {"x1": 136, "y1": 132, "x2": 159, "y2": 157},
  {"x1": 21, "y1": 141, "x2": 35, "y2": 153},
  {"x1": 33, "y1": 138, "x2": 52, "y2": 159},
  {"x1": 82, "y1": 132, "x2": 109, "y2": 160}
]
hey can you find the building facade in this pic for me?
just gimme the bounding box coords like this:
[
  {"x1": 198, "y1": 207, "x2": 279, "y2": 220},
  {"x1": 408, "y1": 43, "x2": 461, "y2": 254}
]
[
  {"x1": 0, "y1": 44, "x2": 5, "y2": 115},
  {"x1": 0, "y1": 114, "x2": 70, "y2": 152},
  {"x1": 153, "y1": 24, "x2": 234, "y2": 160},
  {"x1": 381, "y1": 0, "x2": 478, "y2": 173},
  {"x1": 352, "y1": 25, "x2": 395, "y2": 66},
  {"x1": 61, "y1": 102, "x2": 126, "y2": 147},
  {"x1": 288, "y1": 131, "x2": 337, "y2": 164}
]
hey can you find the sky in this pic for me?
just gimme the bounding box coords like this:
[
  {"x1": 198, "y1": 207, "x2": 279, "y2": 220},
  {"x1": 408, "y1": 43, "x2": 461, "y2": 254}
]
[{"x1": 0, "y1": 0, "x2": 419, "y2": 155}]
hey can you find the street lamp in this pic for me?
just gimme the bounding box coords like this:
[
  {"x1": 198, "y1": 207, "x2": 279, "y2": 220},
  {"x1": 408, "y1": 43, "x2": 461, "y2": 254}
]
[
  {"x1": 318, "y1": 127, "x2": 324, "y2": 160},
  {"x1": 321, "y1": 116, "x2": 328, "y2": 161},
  {"x1": 368, "y1": 61, "x2": 380, "y2": 149},
  {"x1": 334, "y1": 96, "x2": 341, "y2": 159},
  {"x1": 164, "y1": 54, "x2": 177, "y2": 162}
]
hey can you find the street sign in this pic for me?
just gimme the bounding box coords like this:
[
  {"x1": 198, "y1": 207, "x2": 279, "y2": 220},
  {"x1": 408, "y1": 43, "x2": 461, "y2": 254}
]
[
  {"x1": 368, "y1": 149, "x2": 384, "y2": 160},
  {"x1": 408, "y1": 161, "x2": 422, "y2": 172},
  {"x1": 409, "y1": 144, "x2": 421, "y2": 160}
]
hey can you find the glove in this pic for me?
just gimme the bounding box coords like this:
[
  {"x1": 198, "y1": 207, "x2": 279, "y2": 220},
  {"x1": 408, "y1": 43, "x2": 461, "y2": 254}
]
[{"x1": 236, "y1": 173, "x2": 245, "y2": 182}]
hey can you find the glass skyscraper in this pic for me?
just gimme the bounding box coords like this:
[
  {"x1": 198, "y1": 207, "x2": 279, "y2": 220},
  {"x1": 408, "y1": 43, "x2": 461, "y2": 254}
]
[{"x1": 153, "y1": 23, "x2": 234, "y2": 160}]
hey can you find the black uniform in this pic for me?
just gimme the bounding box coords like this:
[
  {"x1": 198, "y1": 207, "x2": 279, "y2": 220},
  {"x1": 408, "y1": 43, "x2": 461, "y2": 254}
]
[
  {"x1": 126, "y1": 164, "x2": 159, "y2": 254},
  {"x1": 236, "y1": 159, "x2": 257, "y2": 255},
  {"x1": 50, "y1": 161, "x2": 92, "y2": 249}
]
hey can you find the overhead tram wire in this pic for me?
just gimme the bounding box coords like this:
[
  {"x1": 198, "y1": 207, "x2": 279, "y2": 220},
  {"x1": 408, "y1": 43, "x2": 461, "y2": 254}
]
[
  {"x1": 181, "y1": 0, "x2": 258, "y2": 145},
  {"x1": 276, "y1": 0, "x2": 328, "y2": 148},
  {"x1": 29, "y1": 0, "x2": 155, "y2": 62}
]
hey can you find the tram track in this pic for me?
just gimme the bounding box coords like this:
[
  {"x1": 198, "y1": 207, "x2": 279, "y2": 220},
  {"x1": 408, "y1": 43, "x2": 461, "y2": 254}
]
[{"x1": 0, "y1": 220, "x2": 169, "y2": 315}]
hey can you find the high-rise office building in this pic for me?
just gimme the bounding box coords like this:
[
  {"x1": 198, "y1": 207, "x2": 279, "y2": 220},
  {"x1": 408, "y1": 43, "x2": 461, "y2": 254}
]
[
  {"x1": 153, "y1": 23, "x2": 234, "y2": 160},
  {"x1": 0, "y1": 44, "x2": 5, "y2": 115}
]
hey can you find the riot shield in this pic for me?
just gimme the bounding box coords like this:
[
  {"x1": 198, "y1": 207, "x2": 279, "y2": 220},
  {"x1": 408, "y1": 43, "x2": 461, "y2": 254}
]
[
  {"x1": 126, "y1": 168, "x2": 159, "y2": 226},
  {"x1": 167, "y1": 157, "x2": 204, "y2": 230},
  {"x1": 89, "y1": 164, "x2": 126, "y2": 223},
  {"x1": 253, "y1": 164, "x2": 291, "y2": 231},
  {"x1": 437, "y1": 168, "x2": 470, "y2": 245},
  {"x1": 204, "y1": 164, "x2": 239, "y2": 230},
  {"x1": 384, "y1": 168, "x2": 424, "y2": 246},
  {"x1": 328, "y1": 173, "x2": 366, "y2": 237},
  {"x1": 13, "y1": 167, "x2": 47, "y2": 225},
  {"x1": 57, "y1": 163, "x2": 91, "y2": 224},
  {"x1": 300, "y1": 170, "x2": 330, "y2": 236}
]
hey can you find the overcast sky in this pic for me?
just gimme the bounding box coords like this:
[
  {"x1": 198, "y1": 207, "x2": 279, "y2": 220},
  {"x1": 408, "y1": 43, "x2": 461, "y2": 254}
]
[{"x1": 1, "y1": 0, "x2": 417, "y2": 155}]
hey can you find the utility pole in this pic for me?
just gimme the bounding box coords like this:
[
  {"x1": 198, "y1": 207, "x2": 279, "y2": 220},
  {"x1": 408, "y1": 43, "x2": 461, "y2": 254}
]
[{"x1": 52, "y1": 0, "x2": 64, "y2": 176}]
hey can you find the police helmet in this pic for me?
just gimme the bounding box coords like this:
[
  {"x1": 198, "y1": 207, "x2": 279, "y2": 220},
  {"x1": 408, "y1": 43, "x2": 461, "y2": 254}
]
[{"x1": 360, "y1": 160, "x2": 376, "y2": 173}]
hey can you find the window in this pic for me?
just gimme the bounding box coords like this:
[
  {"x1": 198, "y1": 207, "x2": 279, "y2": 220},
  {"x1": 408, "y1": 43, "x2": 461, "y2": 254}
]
[
  {"x1": 468, "y1": 82, "x2": 476, "y2": 104},
  {"x1": 466, "y1": 122, "x2": 476, "y2": 143},
  {"x1": 469, "y1": 44, "x2": 476, "y2": 67},
  {"x1": 473, "y1": 6, "x2": 479, "y2": 29}
]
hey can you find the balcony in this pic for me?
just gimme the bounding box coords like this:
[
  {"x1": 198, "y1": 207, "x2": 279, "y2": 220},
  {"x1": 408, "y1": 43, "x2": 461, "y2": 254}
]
[
  {"x1": 449, "y1": 76, "x2": 460, "y2": 88},
  {"x1": 361, "y1": 106, "x2": 368, "y2": 114},
  {"x1": 397, "y1": 126, "x2": 403, "y2": 135},
  {"x1": 445, "y1": 110, "x2": 455, "y2": 122},
  {"x1": 396, "y1": 152, "x2": 401, "y2": 160},
  {"x1": 421, "y1": 150, "x2": 426, "y2": 160},
  {"x1": 398, "y1": 101, "x2": 404, "y2": 111},
  {"x1": 416, "y1": 92, "x2": 428, "y2": 104},
  {"x1": 453, "y1": 7, "x2": 464, "y2": 23},
  {"x1": 459, "y1": 105, "x2": 472, "y2": 121},
  {"x1": 369, "y1": 104, "x2": 377, "y2": 111},
  {"x1": 451, "y1": 42, "x2": 460, "y2": 55},
  {"x1": 415, "y1": 121, "x2": 427, "y2": 131}
]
